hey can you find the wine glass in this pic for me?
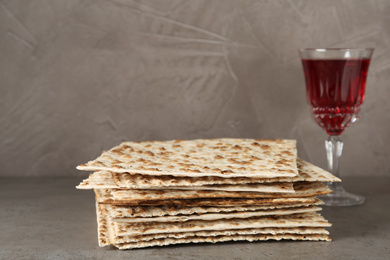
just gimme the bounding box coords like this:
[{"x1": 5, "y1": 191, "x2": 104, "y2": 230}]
[{"x1": 299, "y1": 48, "x2": 374, "y2": 206}]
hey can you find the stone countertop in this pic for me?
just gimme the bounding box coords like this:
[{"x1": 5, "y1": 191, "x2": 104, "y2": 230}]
[{"x1": 1, "y1": 177, "x2": 389, "y2": 259}]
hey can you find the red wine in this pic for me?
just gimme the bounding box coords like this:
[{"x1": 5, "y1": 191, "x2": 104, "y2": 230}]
[{"x1": 302, "y1": 59, "x2": 371, "y2": 135}]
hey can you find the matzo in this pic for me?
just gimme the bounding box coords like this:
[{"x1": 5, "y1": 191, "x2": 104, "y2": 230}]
[
  {"x1": 106, "y1": 199, "x2": 324, "y2": 218},
  {"x1": 77, "y1": 172, "x2": 294, "y2": 192},
  {"x1": 109, "y1": 182, "x2": 331, "y2": 201},
  {"x1": 111, "y1": 206, "x2": 322, "y2": 223},
  {"x1": 77, "y1": 172, "x2": 117, "y2": 189},
  {"x1": 96, "y1": 203, "x2": 115, "y2": 247},
  {"x1": 114, "y1": 233, "x2": 331, "y2": 249},
  {"x1": 94, "y1": 188, "x2": 319, "y2": 206},
  {"x1": 114, "y1": 227, "x2": 330, "y2": 244},
  {"x1": 110, "y1": 157, "x2": 340, "y2": 186},
  {"x1": 114, "y1": 212, "x2": 331, "y2": 236},
  {"x1": 76, "y1": 158, "x2": 340, "y2": 190},
  {"x1": 77, "y1": 139, "x2": 298, "y2": 178}
]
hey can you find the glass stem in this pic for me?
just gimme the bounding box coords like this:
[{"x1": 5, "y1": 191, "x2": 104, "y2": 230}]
[{"x1": 325, "y1": 135, "x2": 344, "y2": 192}]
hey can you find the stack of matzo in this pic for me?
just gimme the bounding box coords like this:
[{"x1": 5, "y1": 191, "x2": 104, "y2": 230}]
[{"x1": 76, "y1": 138, "x2": 340, "y2": 250}]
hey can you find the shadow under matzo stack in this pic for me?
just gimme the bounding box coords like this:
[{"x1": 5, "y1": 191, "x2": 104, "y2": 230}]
[{"x1": 76, "y1": 138, "x2": 340, "y2": 249}]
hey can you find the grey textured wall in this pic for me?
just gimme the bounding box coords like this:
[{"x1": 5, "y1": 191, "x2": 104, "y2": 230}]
[{"x1": 1, "y1": 0, "x2": 389, "y2": 177}]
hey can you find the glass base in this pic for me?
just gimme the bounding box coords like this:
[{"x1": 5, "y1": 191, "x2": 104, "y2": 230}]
[{"x1": 319, "y1": 184, "x2": 365, "y2": 206}]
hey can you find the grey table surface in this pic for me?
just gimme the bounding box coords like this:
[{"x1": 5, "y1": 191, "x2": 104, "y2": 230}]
[{"x1": 1, "y1": 177, "x2": 389, "y2": 260}]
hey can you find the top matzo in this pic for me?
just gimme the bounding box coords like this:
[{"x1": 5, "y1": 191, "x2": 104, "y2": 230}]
[{"x1": 77, "y1": 138, "x2": 298, "y2": 178}]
